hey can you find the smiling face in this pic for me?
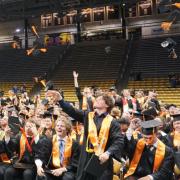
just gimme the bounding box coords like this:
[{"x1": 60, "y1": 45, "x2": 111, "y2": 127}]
[
  {"x1": 55, "y1": 118, "x2": 72, "y2": 138},
  {"x1": 25, "y1": 121, "x2": 36, "y2": 136},
  {"x1": 44, "y1": 118, "x2": 52, "y2": 129},
  {"x1": 173, "y1": 121, "x2": 180, "y2": 133}
]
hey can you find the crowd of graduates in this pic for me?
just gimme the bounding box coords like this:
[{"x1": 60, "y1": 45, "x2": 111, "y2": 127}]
[{"x1": 0, "y1": 71, "x2": 179, "y2": 180}]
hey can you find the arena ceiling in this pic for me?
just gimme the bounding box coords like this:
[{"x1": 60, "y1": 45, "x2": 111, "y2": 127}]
[{"x1": 0, "y1": 0, "x2": 138, "y2": 21}]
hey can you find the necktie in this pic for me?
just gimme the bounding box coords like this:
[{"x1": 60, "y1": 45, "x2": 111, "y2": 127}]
[{"x1": 59, "y1": 139, "x2": 65, "y2": 165}]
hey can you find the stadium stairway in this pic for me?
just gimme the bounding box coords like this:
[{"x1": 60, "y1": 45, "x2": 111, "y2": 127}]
[{"x1": 127, "y1": 78, "x2": 180, "y2": 107}]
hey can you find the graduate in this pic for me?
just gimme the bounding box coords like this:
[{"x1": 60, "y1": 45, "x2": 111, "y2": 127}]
[
  {"x1": 124, "y1": 119, "x2": 174, "y2": 180},
  {"x1": 166, "y1": 113, "x2": 180, "y2": 179},
  {"x1": 46, "y1": 90, "x2": 124, "y2": 180},
  {"x1": 4, "y1": 119, "x2": 41, "y2": 180},
  {"x1": 35, "y1": 117, "x2": 80, "y2": 180}
]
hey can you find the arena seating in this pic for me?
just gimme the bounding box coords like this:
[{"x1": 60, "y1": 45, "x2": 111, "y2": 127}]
[
  {"x1": 131, "y1": 35, "x2": 180, "y2": 78},
  {"x1": 48, "y1": 39, "x2": 126, "y2": 101},
  {"x1": 0, "y1": 46, "x2": 66, "y2": 82},
  {"x1": 0, "y1": 46, "x2": 67, "y2": 96}
]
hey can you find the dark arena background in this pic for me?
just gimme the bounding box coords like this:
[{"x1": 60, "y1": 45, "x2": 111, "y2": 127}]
[{"x1": 0, "y1": 0, "x2": 179, "y2": 180}]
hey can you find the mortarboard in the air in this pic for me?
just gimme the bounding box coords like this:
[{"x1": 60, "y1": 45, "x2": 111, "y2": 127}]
[
  {"x1": 41, "y1": 98, "x2": 49, "y2": 105},
  {"x1": 141, "y1": 119, "x2": 162, "y2": 135},
  {"x1": 45, "y1": 81, "x2": 54, "y2": 91}
]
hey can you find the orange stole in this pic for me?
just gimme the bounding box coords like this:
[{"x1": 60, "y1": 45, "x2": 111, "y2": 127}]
[
  {"x1": 19, "y1": 134, "x2": 34, "y2": 160},
  {"x1": 52, "y1": 135, "x2": 72, "y2": 168},
  {"x1": 0, "y1": 153, "x2": 11, "y2": 163},
  {"x1": 19, "y1": 134, "x2": 27, "y2": 160},
  {"x1": 86, "y1": 112, "x2": 113, "y2": 155},
  {"x1": 82, "y1": 96, "x2": 95, "y2": 110},
  {"x1": 124, "y1": 138, "x2": 165, "y2": 179}
]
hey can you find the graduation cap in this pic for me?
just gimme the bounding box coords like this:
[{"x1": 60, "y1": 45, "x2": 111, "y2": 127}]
[
  {"x1": 109, "y1": 86, "x2": 117, "y2": 92},
  {"x1": 142, "y1": 108, "x2": 158, "y2": 121},
  {"x1": 171, "y1": 114, "x2": 180, "y2": 122},
  {"x1": 166, "y1": 104, "x2": 177, "y2": 110},
  {"x1": 19, "y1": 111, "x2": 29, "y2": 120},
  {"x1": 45, "y1": 81, "x2": 54, "y2": 91},
  {"x1": 84, "y1": 154, "x2": 109, "y2": 177},
  {"x1": 141, "y1": 119, "x2": 162, "y2": 135},
  {"x1": 43, "y1": 111, "x2": 53, "y2": 119},
  {"x1": 161, "y1": 9, "x2": 180, "y2": 31},
  {"x1": 133, "y1": 111, "x2": 144, "y2": 120},
  {"x1": 8, "y1": 116, "x2": 22, "y2": 135},
  {"x1": 41, "y1": 98, "x2": 49, "y2": 105}
]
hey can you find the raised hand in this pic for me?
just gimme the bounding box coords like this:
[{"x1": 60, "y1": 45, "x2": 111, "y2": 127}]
[{"x1": 73, "y1": 71, "x2": 79, "y2": 78}]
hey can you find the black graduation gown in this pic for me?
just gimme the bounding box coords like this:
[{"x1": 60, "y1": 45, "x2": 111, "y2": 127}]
[
  {"x1": 75, "y1": 87, "x2": 94, "y2": 111},
  {"x1": 59, "y1": 99, "x2": 124, "y2": 180},
  {"x1": 124, "y1": 136, "x2": 174, "y2": 180},
  {"x1": 166, "y1": 133, "x2": 180, "y2": 180},
  {"x1": 0, "y1": 140, "x2": 13, "y2": 180},
  {"x1": 35, "y1": 136, "x2": 80, "y2": 180}
]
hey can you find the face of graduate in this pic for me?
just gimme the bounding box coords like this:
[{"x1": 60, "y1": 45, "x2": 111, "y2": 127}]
[
  {"x1": 173, "y1": 121, "x2": 180, "y2": 132},
  {"x1": 83, "y1": 87, "x2": 92, "y2": 98},
  {"x1": 44, "y1": 118, "x2": 52, "y2": 129},
  {"x1": 142, "y1": 133, "x2": 156, "y2": 146},
  {"x1": 123, "y1": 90, "x2": 130, "y2": 97},
  {"x1": 93, "y1": 96, "x2": 108, "y2": 115},
  {"x1": 55, "y1": 121, "x2": 67, "y2": 138},
  {"x1": 0, "y1": 117, "x2": 8, "y2": 129},
  {"x1": 25, "y1": 122, "x2": 36, "y2": 136},
  {"x1": 120, "y1": 124, "x2": 129, "y2": 134}
]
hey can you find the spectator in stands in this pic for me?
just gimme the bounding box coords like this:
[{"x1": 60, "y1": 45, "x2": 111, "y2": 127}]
[{"x1": 73, "y1": 71, "x2": 95, "y2": 111}]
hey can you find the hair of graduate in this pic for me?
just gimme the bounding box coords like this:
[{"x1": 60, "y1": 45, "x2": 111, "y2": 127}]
[
  {"x1": 24, "y1": 118, "x2": 37, "y2": 127},
  {"x1": 55, "y1": 116, "x2": 72, "y2": 135},
  {"x1": 119, "y1": 117, "x2": 130, "y2": 126},
  {"x1": 97, "y1": 93, "x2": 115, "y2": 113}
]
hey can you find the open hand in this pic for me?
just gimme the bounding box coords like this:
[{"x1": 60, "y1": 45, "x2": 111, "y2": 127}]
[{"x1": 73, "y1": 71, "x2": 79, "y2": 78}]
